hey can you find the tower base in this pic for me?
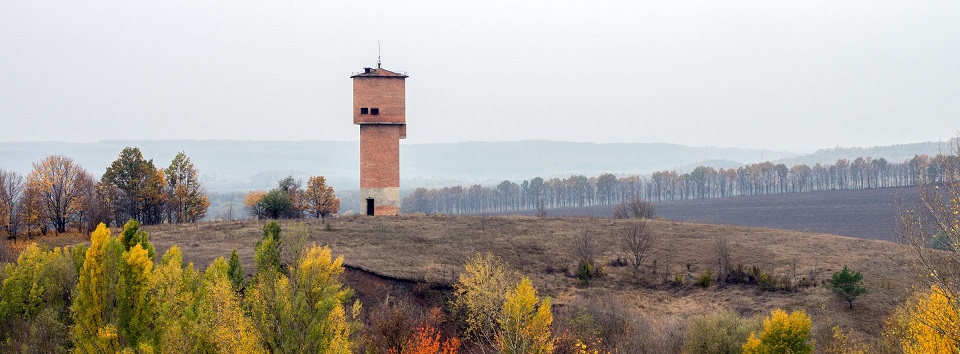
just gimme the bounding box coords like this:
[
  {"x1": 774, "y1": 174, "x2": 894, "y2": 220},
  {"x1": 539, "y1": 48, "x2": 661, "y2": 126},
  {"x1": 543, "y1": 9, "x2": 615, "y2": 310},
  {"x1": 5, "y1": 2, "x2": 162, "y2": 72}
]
[{"x1": 361, "y1": 186, "x2": 400, "y2": 216}]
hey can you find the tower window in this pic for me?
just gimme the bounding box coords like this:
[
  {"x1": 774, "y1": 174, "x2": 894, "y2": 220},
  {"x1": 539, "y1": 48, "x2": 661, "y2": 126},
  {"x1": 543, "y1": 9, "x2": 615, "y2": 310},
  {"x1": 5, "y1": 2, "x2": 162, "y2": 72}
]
[
  {"x1": 360, "y1": 107, "x2": 369, "y2": 114},
  {"x1": 371, "y1": 108, "x2": 380, "y2": 115}
]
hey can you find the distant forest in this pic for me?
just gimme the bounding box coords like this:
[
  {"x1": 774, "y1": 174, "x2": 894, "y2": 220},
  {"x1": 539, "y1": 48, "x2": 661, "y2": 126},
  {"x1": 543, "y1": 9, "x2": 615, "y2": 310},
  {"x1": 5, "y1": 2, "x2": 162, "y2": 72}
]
[{"x1": 402, "y1": 153, "x2": 959, "y2": 215}]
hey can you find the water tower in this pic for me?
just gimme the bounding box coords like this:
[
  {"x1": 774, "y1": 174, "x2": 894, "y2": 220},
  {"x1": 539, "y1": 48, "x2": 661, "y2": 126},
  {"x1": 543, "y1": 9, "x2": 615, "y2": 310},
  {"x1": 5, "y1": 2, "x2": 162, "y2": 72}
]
[{"x1": 351, "y1": 63, "x2": 407, "y2": 215}]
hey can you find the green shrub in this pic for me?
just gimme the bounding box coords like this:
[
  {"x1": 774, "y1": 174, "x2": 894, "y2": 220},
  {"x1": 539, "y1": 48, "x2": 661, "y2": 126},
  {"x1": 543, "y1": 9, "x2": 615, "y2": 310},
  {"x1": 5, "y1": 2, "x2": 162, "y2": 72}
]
[
  {"x1": 696, "y1": 270, "x2": 714, "y2": 288},
  {"x1": 726, "y1": 263, "x2": 754, "y2": 285},
  {"x1": 684, "y1": 310, "x2": 759, "y2": 354},
  {"x1": 673, "y1": 273, "x2": 685, "y2": 286},
  {"x1": 576, "y1": 260, "x2": 604, "y2": 286},
  {"x1": 757, "y1": 271, "x2": 776, "y2": 291}
]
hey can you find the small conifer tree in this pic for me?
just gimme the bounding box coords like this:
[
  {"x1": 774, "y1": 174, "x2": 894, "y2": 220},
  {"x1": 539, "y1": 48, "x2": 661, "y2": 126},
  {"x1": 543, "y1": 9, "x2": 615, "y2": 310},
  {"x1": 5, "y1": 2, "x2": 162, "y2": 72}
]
[
  {"x1": 228, "y1": 248, "x2": 245, "y2": 293},
  {"x1": 828, "y1": 266, "x2": 867, "y2": 309}
]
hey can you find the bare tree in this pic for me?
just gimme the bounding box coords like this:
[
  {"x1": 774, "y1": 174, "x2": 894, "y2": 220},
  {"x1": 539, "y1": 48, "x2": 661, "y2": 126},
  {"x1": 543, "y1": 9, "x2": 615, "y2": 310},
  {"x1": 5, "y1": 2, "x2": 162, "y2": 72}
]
[
  {"x1": 621, "y1": 222, "x2": 654, "y2": 279},
  {"x1": 535, "y1": 198, "x2": 547, "y2": 218},
  {"x1": 715, "y1": 236, "x2": 731, "y2": 285},
  {"x1": 896, "y1": 136, "x2": 960, "y2": 343},
  {"x1": 0, "y1": 170, "x2": 24, "y2": 240},
  {"x1": 613, "y1": 197, "x2": 655, "y2": 219},
  {"x1": 575, "y1": 228, "x2": 597, "y2": 265},
  {"x1": 27, "y1": 155, "x2": 88, "y2": 233}
]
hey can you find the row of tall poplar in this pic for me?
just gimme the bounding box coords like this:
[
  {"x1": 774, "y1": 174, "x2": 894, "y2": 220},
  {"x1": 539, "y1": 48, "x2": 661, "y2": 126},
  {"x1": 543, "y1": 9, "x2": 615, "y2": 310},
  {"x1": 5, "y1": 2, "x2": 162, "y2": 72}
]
[{"x1": 402, "y1": 153, "x2": 958, "y2": 214}]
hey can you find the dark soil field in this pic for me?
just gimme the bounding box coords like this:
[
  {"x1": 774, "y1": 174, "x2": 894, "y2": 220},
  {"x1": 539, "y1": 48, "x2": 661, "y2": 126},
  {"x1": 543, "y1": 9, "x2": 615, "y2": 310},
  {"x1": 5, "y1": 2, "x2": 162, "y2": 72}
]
[{"x1": 499, "y1": 186, "x2": 916, "y2": 242}]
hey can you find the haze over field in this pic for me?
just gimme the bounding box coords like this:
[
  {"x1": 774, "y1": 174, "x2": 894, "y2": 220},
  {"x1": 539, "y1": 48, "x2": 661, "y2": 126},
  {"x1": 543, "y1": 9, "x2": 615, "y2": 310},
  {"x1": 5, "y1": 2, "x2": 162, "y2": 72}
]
[
  {"x1": 1, "y1": 1, "x2": 958, "y2": 151},
  {"x1": 0, "y1": 139, "x2": 951, "y2": 193}
]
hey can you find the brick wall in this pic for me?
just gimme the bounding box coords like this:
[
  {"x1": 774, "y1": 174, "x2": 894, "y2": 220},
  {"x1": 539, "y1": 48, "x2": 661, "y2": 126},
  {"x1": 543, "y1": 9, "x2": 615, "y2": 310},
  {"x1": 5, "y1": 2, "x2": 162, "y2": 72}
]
[
  {"x1": 353, "y1": 77, "x2": 406, "y2": 124},
  {"x1": 359, "y1": 125, "x2": 401, "y2": 189}
]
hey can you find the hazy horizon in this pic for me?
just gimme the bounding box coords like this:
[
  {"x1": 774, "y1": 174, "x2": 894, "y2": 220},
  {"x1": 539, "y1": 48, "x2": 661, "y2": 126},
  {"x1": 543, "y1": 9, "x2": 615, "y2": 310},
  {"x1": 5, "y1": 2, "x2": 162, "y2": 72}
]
[
  {"x1": 2, "y1": 1, "x2": 958, "y2": 152},
  {"x1": 1, "y1": 136, "x2": 955, "y2": 156}
]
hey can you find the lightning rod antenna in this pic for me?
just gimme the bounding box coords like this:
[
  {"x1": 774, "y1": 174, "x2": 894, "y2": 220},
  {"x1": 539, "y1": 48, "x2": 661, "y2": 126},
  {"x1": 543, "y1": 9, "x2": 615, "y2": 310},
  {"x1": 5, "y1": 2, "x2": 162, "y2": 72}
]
[{"x1": 377, "y1": 40, "x2": 382, "y2": 68}]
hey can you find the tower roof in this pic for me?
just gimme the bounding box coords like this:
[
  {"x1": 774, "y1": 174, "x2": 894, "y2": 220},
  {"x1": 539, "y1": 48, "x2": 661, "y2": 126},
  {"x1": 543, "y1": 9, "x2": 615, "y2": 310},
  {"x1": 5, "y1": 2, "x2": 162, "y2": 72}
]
[{"x1": 351, "y1": 67, "x2": 408, "y2": 78}]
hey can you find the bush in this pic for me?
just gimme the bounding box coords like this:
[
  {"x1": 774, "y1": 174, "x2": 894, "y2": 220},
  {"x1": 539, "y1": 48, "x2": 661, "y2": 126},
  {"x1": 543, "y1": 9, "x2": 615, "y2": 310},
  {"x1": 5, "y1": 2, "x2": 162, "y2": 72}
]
[
  {"x1": 725, "y1": 263, "x2": 755, "y2": 285},
  {"x1": 608, "y1": 255, "x2": 628, "y2": 268},
  {"x1": 672, "y1": 273, "x2": 685, "y2": 287},
  {"x1": 696, "y1": 270, "x2": 714, "y2": 288},
  {"x1": 576, "y1": 260, "x2": 604, "y2": 286},
  {"x1": 573, "y1": 229, "x2": 603, "y2": 286},
  {"x1": 757, "y1": 271, "x2": 776, "y2": 291},
  {"x1": 555, "y1": 301, "x2": 686, "y2": 354},
  {"x1": 260, "y1": 189, "x2": 293, "y2": 219},
  {"x1": 363, "y1": 299, "x2": 427, "y2": 353},
  {"x1": 742, "y1": 308, "x2": 813, "y2": 354},
  {"x1": 821, "y1": 325, "x2": 873, "y2": 354},
  {"x1": 612, "y1": 197, "x2": 655, "y2": 219},
  {"x1": 684, "y1": 310, "x2": 759, "y2": 354}
]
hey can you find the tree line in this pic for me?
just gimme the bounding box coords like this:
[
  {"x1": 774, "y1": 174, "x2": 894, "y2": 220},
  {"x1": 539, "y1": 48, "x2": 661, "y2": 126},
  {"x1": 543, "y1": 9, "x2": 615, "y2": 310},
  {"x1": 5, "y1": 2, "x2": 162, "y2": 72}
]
[
  {"x1": 0, "y1": 147, "x2": 210, "y2": 239},
  {"x1": 402, "y1": 153, "x2": 959, "y2": 215}
]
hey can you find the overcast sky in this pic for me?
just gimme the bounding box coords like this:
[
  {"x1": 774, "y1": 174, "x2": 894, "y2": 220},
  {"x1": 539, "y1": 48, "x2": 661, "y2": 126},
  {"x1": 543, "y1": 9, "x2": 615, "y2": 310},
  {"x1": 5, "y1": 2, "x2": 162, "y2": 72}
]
[{"x1": 1, "y1": 1, "x2": 957, "y2": 152}]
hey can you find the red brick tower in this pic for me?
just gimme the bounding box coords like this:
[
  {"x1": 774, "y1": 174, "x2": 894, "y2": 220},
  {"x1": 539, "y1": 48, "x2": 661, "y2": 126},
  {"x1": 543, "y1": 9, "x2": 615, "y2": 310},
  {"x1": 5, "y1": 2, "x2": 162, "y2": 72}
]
[{"x1": 352, "y1": 64, "x2": 407, "y2": 216}]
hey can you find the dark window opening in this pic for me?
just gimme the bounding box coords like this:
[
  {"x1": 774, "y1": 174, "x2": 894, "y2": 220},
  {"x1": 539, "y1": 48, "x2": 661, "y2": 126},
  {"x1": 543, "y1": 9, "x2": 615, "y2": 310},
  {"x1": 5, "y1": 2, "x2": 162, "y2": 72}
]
[
  {"x1": 360, "y1": 107, "x2": 369, "y2": 115},
  {"x1": 371, "y1": 108, "x2": 380, "y2": 115},
  {"x1": 366, "y1": 198, "x2": 375, "y2": 216}
]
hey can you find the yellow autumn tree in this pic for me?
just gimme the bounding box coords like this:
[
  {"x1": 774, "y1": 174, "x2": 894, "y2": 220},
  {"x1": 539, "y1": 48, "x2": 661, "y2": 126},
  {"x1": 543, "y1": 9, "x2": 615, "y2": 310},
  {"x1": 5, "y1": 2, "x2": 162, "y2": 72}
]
[
  {"x1": 451, "y1": 253, "x2": 513, "y2": 350},
  {"x1": 497, "y1": 277, "x2": 553, "y2": 354},
  {"x1": 893, "y1": 284, "x2": 960, "y2": 353},
  {"x1": 71, "y1": 223, "x2": 123, "y2": 353},
  {"x1": 118, "y1": 243, "x2": 155, "y2": 350},
  {"x1": 742, "y1": 308, "x2": 813, "y2": 354},
  {"x1": 72, "y1": 222, "x2": 162, "y2": 353},
  {"x1": 192, "y1": 257, "x2": 264, "y2": 354},
  {"x1": 247, "y1": 241, "x2": 357, "y2": 353},
  {"x1": 151, "y1": 246, "x2": 201, "y2": 353},
  {"x1": 21, "y1": 182, "x2": 48, "y2": 236},
  {"x1": 244, "y1": 190, "x2": 267, "y2": 220},
  {"x1": 303, "y1": 175, "x2": 341, "y2": 220}
]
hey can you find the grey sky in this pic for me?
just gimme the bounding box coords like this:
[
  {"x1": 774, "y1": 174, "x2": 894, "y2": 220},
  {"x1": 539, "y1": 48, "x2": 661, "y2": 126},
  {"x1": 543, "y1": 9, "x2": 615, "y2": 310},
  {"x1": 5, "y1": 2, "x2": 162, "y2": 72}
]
[{"x1": 1, "y1": 1, "x2": 957, "y2": 152}]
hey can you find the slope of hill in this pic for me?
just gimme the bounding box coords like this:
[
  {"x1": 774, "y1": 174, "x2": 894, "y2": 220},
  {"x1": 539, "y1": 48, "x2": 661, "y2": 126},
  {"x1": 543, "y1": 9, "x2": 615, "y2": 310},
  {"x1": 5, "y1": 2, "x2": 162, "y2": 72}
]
[
  {"x1": 774, "y1": 139, "x2": 956, "y2": 166},
  {"x1": 138, "y1": 216, "x2": 917, "y2": 340}
]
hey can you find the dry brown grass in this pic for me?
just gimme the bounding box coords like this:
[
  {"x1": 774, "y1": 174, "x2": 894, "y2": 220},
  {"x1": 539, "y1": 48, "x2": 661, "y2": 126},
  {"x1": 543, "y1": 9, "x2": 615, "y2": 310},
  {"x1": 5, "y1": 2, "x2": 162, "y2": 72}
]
[{"x1": 104, "y1": 215, "x2": 918, "y2": 339}]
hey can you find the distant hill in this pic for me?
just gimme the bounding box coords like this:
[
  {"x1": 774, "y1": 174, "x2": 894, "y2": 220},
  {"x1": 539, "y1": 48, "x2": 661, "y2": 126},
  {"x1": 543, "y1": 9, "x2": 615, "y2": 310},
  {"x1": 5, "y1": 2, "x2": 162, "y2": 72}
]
[
  {"x1": 773, "y1": 139, "x2": 956, "y2": 167},
  {"x1": 673, "y1": 159, "x2": 746, "y2": 174},
  {"x1": 0, "y1": 140, "x2": 796, "y2": 192},
  {"x1": 401, "y1": 141, "x2": 796, "y2": 183}
]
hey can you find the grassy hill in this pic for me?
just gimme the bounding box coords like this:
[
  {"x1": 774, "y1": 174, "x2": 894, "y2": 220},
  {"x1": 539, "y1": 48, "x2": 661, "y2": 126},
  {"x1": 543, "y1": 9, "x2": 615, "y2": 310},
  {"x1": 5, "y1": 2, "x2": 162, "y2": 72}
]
[{"x1": 138, "y1": 215, "x2": 917, "y2": 341}]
